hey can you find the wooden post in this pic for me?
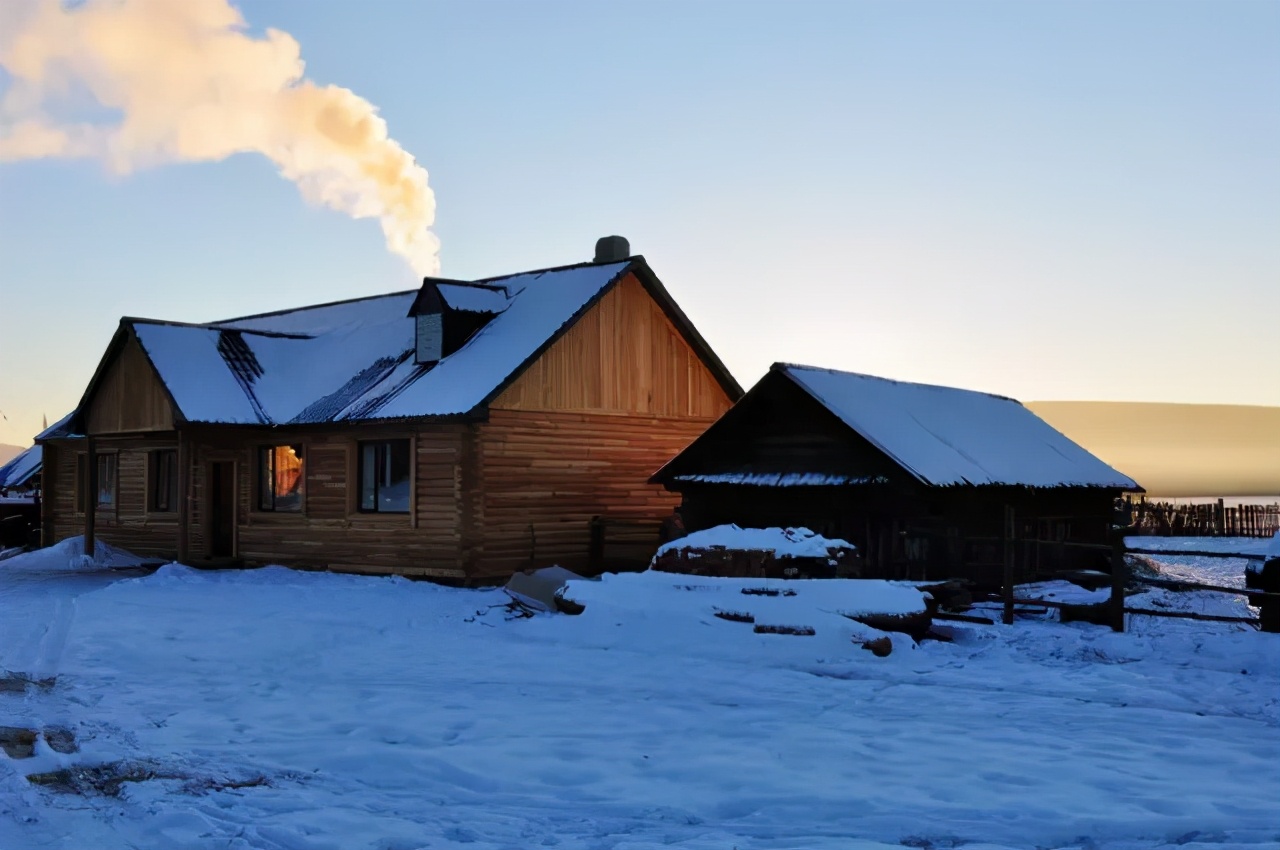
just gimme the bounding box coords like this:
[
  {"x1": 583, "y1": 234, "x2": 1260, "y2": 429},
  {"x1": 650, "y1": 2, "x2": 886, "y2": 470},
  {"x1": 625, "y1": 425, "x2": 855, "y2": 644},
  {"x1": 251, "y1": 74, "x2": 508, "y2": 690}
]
[
  {"x1": 1216, "y1": 498, "x2": 1225, "y2": 536},
  {"x1": 1109, "y1": 534, "x2": 1126, "y2": 633},
  {"x1": 1002, "y1": 505, "x2": 1015, "y2": 625},
  {"x1": 177, "y1": 429, "x2": 191, "y2": 563},
  {"x1": 39, "y1": 445, "x2": 52, "y2": 548},
  {"x1": 83, "y1": 437, "x2": 97, "y2": 558}
]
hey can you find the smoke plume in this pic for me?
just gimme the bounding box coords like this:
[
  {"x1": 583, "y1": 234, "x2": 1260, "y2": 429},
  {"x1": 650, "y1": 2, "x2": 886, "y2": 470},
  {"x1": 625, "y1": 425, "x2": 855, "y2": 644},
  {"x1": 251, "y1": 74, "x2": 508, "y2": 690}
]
[{"x1": 0, "y1": 0, "x2": 439, "y2": 274}]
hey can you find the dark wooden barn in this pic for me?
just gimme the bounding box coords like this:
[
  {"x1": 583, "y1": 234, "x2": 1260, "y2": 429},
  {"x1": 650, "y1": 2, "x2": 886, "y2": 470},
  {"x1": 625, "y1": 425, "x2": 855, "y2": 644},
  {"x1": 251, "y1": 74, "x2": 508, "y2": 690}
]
[
  {"x1": 651, "y1": 363, "x2": 1143, "y2": 586},
  {"x1": 37, "y1": 240, "x2": 741, "y2": 581}
]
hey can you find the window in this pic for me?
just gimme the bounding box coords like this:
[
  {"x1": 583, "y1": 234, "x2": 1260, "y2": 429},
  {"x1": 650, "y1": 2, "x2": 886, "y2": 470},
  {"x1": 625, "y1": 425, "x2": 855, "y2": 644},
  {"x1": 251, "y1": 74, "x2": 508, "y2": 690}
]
[
  {"x1": 95, "y1": 454, "x2": 117, "y2": 508},
  {"x1": 358, "y1": 439, "x2": 410, "y2": 513},
  {"x1": 75, "y1": 452, "x2": 118, "y2": 511},
  {"x1": 258, "y1": 445, "x2": 304, "y2": 512},
  {"x1": 151, "y1": 450, "x2": 178, "y2": 512}
]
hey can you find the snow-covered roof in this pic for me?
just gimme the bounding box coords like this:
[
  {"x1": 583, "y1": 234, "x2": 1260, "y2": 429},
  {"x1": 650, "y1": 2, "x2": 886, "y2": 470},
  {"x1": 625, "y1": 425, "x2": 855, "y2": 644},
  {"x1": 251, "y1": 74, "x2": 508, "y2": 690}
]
[
  {"x1": 671, "y1": 472, "x2": 884, "y2": 487},
  {"x1": 109, "y1": 260, "x2": 634, "y2": 426},
  {"x1": 0, "y1": 445, "x2": 41, "y2": 490},
  {"x1": 777, "y1": 364, "x2": 1141, "y2": 490}
]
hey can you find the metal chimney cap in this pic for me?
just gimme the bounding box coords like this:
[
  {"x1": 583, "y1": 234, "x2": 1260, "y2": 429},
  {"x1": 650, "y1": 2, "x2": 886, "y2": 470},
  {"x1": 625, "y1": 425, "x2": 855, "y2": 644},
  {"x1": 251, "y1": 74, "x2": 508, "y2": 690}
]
[{"x1": 594, "y1": 235, "x2": 631, "y2": 263}]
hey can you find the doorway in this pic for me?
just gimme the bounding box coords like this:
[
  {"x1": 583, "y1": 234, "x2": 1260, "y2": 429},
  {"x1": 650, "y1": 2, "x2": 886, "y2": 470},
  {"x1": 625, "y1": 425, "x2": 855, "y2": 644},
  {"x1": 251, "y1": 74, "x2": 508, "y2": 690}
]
[{"x1": 209, "y1": 461, "x2": 236, "y2": 558}]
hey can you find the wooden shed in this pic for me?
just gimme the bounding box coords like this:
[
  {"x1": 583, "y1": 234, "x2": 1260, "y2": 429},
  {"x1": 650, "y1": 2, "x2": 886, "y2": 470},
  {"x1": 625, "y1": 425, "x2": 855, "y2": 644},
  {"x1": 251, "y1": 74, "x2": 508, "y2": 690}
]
[
  {"x1": 651, "y1": 363, "x2": 1143, "y2": 586},
  {"x1": 37, "y1": 242, "x2": 741, "y2": 581}
]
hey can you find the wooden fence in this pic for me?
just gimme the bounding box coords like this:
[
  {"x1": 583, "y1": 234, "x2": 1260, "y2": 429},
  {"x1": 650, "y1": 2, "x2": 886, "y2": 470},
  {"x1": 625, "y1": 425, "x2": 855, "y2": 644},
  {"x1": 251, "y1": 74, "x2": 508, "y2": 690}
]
[{"x1": 1127, "y1": 498, "x2": 1279, "y2": 538}]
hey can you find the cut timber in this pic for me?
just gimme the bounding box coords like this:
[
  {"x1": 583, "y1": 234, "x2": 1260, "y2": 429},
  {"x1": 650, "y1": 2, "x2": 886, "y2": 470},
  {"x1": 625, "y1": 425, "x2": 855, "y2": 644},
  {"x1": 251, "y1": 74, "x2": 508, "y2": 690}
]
[{"x1": 753, "y1": 624, "x2": 815, "y2": 636}]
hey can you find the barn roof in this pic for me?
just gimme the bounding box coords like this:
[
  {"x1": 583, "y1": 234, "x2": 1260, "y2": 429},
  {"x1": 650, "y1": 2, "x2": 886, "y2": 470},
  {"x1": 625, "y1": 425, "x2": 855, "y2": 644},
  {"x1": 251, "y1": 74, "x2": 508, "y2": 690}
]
[
  {"x1": 0, "y1": 444, "x2": 41, "y2": 490},
  {"x1": 61, "y1": 257, "x2": 738, "y2": 429},
  {"x1": 776, "y1": 364, "x2": 1141, "y2": 490}
]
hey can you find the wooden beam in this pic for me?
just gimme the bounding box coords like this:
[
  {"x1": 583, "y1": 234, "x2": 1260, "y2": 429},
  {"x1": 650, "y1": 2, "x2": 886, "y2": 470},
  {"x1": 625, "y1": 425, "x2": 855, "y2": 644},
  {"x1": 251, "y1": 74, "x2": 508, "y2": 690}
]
[
  {"x1": 1109, "y1": 534, "x2": 1126, "y2": 633},
  {"x1": 83, "y1": 437, "x2": 96, "y2": 557},
  {"x1": 1002, "y1": 505, "x2": 1015, "y2": 625},
  {"x1": 176, "y1": 429, "x2": 190, "y2": 563}
]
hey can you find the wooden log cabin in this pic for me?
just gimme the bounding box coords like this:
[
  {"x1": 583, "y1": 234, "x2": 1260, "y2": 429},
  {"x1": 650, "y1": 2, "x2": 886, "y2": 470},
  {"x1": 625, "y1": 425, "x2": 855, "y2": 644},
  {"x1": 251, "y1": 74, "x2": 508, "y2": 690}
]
[
  {"x1": 651, "y1": 363, "x2": 1144, "y2": 586},
  {"x1": 36, "y1": 238, "x2": 741, "y2": 581}
]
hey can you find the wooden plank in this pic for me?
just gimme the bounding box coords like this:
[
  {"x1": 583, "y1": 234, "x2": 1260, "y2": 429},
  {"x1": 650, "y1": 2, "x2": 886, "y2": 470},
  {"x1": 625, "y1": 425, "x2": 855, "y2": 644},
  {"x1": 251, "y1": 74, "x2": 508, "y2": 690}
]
[
  {"x1": 491, "y1": 273, "x2": 734, "y2": 418},
  {"x1": 85, "y1": 336, "x2": 175, "y2": 434}
]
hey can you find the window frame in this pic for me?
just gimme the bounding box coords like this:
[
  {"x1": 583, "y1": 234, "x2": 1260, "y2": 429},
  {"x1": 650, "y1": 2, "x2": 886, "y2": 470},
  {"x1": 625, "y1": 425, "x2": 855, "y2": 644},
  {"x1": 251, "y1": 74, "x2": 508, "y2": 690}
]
[
  {"x1": 94, "y1": 452, "x2": 118, "y2": 510},
  {"x1": 149, "y1": 449, "x2": 179, "y2": 514},
  {"x1": 257, "y1": 444, "x2": 305, "y2": 513},
  {"x1": 356, "y1": 438, "x2": 412, "y2": 515}
]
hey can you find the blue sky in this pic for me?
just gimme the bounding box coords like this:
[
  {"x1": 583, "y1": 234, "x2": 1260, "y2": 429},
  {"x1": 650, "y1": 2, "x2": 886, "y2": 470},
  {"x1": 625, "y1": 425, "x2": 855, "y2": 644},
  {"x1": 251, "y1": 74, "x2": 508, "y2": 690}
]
[{"x1": 1, "y1": 0, "x2": 1277, "y2": 446}]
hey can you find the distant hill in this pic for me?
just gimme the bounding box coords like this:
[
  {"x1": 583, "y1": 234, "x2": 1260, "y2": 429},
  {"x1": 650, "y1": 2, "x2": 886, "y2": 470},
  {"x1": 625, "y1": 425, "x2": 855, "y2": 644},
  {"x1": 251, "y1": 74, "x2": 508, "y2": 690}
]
[
  {"x1": 1027, "y1": 402, "x2": 1280, "y2": 499},
  {"x1": 0, "y1": 443, "x2": 27, "y2": 466}
]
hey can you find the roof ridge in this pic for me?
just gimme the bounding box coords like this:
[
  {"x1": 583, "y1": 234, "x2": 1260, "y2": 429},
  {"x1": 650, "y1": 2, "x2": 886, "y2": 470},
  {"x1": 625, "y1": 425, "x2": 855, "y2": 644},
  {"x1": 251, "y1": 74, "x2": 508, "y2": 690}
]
[
  {"x1": 123, "y1": 317, "x2": 312, "y2": 339},
  {"x1": 471, "y1": 257, "x2": 635, "y2": 285},
  {"x1": 213, "y1": 288, "x2": 418, "y2": 325},
  {"x1": 774, "y1": 362, "x2": 1020, "y2": 405}
]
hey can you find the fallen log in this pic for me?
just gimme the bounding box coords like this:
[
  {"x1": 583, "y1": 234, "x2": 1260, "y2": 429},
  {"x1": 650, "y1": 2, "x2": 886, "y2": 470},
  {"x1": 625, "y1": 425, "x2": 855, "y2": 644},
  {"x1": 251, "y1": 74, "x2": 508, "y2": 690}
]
[
  {"x1": 933, "y1": 611, "x2": 995, "y2": 625},
  {"x1": 1123, "y1": 607, "x2": 1260, "y2": 626}
]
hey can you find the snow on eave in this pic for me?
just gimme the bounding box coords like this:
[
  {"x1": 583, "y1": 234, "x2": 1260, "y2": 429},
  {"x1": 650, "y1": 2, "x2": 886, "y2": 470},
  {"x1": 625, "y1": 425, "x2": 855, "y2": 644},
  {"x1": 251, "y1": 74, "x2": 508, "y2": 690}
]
[
  {"x1": 671, "y1": 472, "x2": 889, "y2": 487},
  {"x1": 0, "y1": 444, "x2": 42, "y2": 489},
  {"x1": 35, "y1": 410, "x2": 79, "y2": 441},
  {"x1": 773, "y1": 362, "x2": 1142, "y2": 491}
]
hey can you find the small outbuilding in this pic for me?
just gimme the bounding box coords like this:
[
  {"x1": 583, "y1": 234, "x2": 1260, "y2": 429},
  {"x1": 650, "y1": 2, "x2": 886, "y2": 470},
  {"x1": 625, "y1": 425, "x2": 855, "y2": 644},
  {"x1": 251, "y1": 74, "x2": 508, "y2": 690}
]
[{"x1": 651, "y1": 363, "x2": 1143, "y2": 586}]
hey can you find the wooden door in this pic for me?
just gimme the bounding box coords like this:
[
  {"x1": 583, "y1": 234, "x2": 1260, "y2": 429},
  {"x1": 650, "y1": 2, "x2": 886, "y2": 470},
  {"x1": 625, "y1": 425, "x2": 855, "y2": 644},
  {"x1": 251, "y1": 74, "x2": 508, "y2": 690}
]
[{"x1": 209, "y1": 461, "x2": 236, "y2": 558}]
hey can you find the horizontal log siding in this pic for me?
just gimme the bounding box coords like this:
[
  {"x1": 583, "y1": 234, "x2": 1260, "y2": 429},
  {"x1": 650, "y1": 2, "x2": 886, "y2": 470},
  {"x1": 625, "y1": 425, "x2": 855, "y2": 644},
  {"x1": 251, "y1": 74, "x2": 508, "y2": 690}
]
[
  {"x1": 42, "y1": 434, "x2": 180, "y2": 558},
  {"x1": 472, "y1": 409, "x2": 717, "y2": 579},
  {"x1": 228, "y1": 428, "x2": 467, "y2": 578}
]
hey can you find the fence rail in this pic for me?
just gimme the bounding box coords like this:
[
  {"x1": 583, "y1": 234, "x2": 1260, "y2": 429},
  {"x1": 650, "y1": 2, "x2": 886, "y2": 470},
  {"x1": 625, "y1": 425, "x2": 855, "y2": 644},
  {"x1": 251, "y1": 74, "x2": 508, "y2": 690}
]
[{"x1": 1127, "y1": 498, "x2": 1279, "y2": 538}]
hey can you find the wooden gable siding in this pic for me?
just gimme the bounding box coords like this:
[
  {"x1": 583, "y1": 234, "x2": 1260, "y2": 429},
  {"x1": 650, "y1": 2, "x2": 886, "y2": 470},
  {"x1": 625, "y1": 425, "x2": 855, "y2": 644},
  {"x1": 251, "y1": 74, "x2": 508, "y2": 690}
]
[
  {"x1": 655, "y1": 370, "x2": 904, "y2": 485},
  {"x1": 41, "y1": 435, "x2": 180, "y2": 558},
  {"x1": 470, "y1": 409, "x2": 716, "y2": 579},
  {"x1": 492, "y1": 273, "x2": 732, "y2": 419},
  {"x1": 85, "y1": 336, "x2": 175, "y2": 435}
]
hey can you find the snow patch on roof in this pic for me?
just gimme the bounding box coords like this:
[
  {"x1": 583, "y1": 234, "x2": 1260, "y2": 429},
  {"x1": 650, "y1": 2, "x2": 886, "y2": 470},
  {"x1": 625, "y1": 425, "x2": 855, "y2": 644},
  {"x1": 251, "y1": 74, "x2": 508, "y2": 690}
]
[
  {"x1": 671, "y1": 472, "x2": 885, "y2": 487},
  {"x1": 0, "y1": 445, "x2": 41, "y2": 489},
  {"x1": 125, "y1": 261, "x2": 631, "y2": 425},
  {"x1": 779, "y1": 364, "x2": 1140, "y2": 490}
]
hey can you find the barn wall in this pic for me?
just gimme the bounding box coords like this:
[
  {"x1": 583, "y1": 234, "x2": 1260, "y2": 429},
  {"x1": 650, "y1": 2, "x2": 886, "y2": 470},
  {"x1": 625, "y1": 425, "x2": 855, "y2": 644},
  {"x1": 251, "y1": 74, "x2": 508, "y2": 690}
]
[
  {"x1": 470, "y1": 409, "x2": 717, "y2": 579},
  {"x1": 84, "y1": 337, "x2": 175, "y2": 435},
  {"x1": 40, "y1": 434, "x2": 181, "y2": 558},
  {"x1": 491, "y1": 273, "x2": 733, "y2": 419}
]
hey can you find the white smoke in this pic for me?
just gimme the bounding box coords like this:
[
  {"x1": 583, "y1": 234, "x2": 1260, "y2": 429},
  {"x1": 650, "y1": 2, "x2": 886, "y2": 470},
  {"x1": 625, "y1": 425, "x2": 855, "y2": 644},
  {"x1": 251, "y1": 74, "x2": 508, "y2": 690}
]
[{"x1": 0, "y1": 0, "x2": 439, "y2": 275}]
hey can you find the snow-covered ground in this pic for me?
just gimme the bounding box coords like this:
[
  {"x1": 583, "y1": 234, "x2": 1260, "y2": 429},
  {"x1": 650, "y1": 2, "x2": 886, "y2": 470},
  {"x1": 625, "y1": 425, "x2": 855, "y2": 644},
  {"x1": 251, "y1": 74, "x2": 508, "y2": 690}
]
[{"x1": 2, "y1": 540, "x2": 1278, "y2": 850}]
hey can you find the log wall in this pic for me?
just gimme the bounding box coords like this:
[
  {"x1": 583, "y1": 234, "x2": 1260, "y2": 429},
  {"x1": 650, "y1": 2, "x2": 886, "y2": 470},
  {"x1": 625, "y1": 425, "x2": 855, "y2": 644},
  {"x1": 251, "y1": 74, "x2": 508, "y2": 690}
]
[
  {"x1": 470, "y1": 409, "x2": 718, "y2": 579},
  {"x1": 40, "y1": 434, "x2": 181, "y2": 558},
  {"x1": 193, "y1": 426, "x2": 468, "y2": 579}
]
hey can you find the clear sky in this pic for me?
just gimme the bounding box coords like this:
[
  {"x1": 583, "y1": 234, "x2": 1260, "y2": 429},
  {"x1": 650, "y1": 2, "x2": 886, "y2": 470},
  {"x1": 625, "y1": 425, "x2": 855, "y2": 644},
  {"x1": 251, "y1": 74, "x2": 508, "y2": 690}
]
[{"x1": 1, "y1": 0, "x2": 1277, "y2": 448}]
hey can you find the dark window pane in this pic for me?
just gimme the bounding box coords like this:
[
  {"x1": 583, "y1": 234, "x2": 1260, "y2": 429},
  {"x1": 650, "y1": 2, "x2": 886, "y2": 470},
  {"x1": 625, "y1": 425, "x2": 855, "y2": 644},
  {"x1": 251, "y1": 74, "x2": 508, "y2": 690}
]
[
  {"x1": 96, "y1": 455, "x2": 116, "y2": 507},
  {"x1": 357, "y1": 439, "x2": 410, "y2": 513},
  {"x1": 360, "y1": 442, "x2": 378, "y2": 511},
  {"x1": 152, "y1": 450, "x2": 177, "y2": 512},
  {"x1": 381, "y1": 440, "x2": 411, "y2": 512}
]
